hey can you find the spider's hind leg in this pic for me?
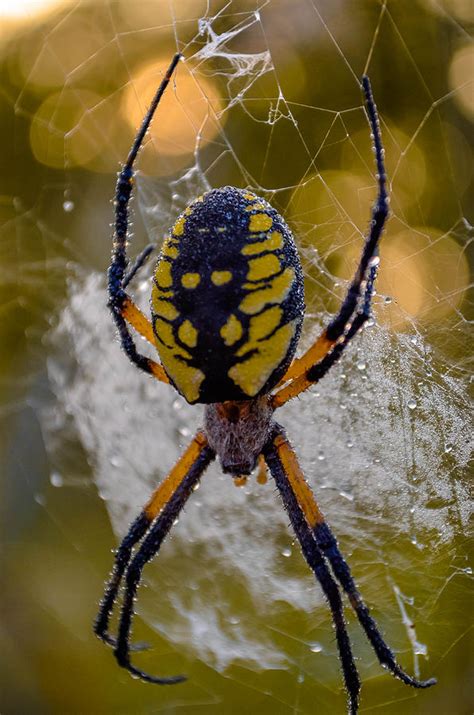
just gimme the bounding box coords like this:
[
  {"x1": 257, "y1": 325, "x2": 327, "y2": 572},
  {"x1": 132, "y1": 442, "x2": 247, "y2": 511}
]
[
  {"x1": 94, "y1": 431, "x2": 214, "y2": 666},
  {"x1": 109, "y1": 432, "x2": 215, "y2": 683},
  {"x1": 263, "y1": 428, "x2": 361, "y2": 714},
  {"x1": 264, "y1": 427, "x2": 436, "y2": 706}
]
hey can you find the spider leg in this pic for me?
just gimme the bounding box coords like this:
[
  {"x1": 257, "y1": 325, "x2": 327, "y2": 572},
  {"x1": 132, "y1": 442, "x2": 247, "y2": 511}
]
[
  {"x1": 273, "y1": 261, "x2": 377, "y2": 408},
  {"x1": 108, "y1": 53, "x2": 182, "y2": 384},
  {"x1": 123, "y1": 243, "x2": 155, "y2": 289},
  {"x1": 264, "y1": 428, "x2": 436, "y2": 701},
  {"x1": 273, "y1": 76, "x2": 387, "y2": 408},
  {"x1": 314, "y1": 520, "x2": 436, "y2": 690},
  {"x1": 263, "y1": 427, "x2": 360, "y2": 714},
  {"x1": 112, "y1": 432, "x2": 215, "y2": 683},
  {"x1": 94, "y1": 431, "x2": 213, "y2": 655}
]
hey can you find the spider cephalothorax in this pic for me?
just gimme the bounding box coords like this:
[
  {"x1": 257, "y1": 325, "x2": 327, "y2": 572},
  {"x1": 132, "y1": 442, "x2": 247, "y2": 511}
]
[
  {"x1": 204, "y1": 397, "x2": 273, "y2": 475},
  {"x1": 96, "y1": 54, "x2": 436, "y2": 714}
]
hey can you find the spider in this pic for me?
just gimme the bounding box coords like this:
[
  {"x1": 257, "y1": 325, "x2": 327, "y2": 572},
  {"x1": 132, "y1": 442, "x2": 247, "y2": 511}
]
[{"x1": 95, "y1": 53, "x2": 436, "y2": 713}]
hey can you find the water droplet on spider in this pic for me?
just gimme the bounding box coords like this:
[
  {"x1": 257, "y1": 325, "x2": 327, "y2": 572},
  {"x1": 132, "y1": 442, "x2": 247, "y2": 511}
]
[
  {"x1": 173, "y1": 399, "x2": 183, "y2": 411},
  {"x1": 444, "y1": 443, "x2": 453, "y2": 453},
  {"x1": 357, "y1": 361, "x2": 366, "y2": 371},
  {"x1": 309, "y1": 642, "x2": 323, "y2": 653},
  {"x1": 369, "y1": 256, "x2": 380, "y2": 268},
  {"x1": 346, "y1": 441, "x2": 353, "y2": 448},
  {"x1": 281, "y1": 547, "x2": 292, "y2": 558},
  {"x1": 110, "y1": 456, "x2": 122, "y2": 467},
  {"x1": 317, "y1": 451, "x2": 325, "y2": 461},
  {"x1": 179, "y1": 426, "x2": 191, "y2": 437},
  {"x1": 50, "y1": 472, "x2": 63, "y2": 487},
  {"x1": 63, "y1": 200, "x2": 74, "y2": 212},
  {"x1": 172, "y1": 193, "x2": 180, "y2": 202},
  {"x1": 410, "y1": 336, "x2": 418, "y2": 345},
  {"x1": 192, "y1": 482, "x2": 200, "y2": 492},
  {"x1": 228, "y1": 615, "x2": 240, "y2": 625},
  {"x1": 339, "y1": 403, "x2": 347, "y2": 410},
  {"x1": 366, "y1": 317, "x2": 375, "y2": 327},
  {"x1": 407, "y1": 399, "x2": 417, "y2": 410},
  {"x1": 384, "y1": 296, "x2": 392, "y2": 304}
]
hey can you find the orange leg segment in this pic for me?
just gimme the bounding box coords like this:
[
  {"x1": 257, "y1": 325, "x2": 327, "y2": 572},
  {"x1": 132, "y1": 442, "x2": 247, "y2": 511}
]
[
  {"x1": 144, "y1": 431, "x2": 208, "y2": 520},
  {"x1": 121, "y1": 295, "x2": 169, "y2": 384},
  {"x1": 271, "y1": 431, "x2": 325, "y2": 527}
]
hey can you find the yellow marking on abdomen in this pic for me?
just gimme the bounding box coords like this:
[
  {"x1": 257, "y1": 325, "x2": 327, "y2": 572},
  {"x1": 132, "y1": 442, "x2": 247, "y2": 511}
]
[
  {"x1": 242, "y1": 231, "x2": 283, "y2": 255},
  {"x1": 173, "y1": 216, "x2": 186, "y2": 236},
  {"x1": 211, "y1": 270, "x2": 232, "y2": 286},
  {"x1": 152, "y1": 299, "x2": 179, "y2": 321},
  {"x1": 155, "y1": 259, "x2": 173, "y2": 288},
  {"x1": 273, "y1": 433, "x2": 325, "y2": 527},
  {"x1": 162, "y1": 240, "x2": 179, "y2": 259},
  {"x1": 239, "y1": 267, "x2": 295, "y2": 315},
  {"x1": 228, "y1": 320, "x2": 296, "y2": 396},
  {"x1": 144, "y1": 432, "x2": 208, "y2": 520},
  {"x1": 154, "y1": 318, "x2": 189, "y2": 356},
  {"x1": 247, "y1": 254, "x2": 281, "y2": 282},
  {"x1": 249, "y1": 213, "x2": 273, "y2": 232},
  {"x1": 178, "y1": 320, "x2": 198, "y2": 348},
  {"x1": 245, "y1": 202, "x2": 266, "y2": 211},
  {"x1": 181, "y1": 272, "x2": 201, "y2": 289},
  {"x1": 245, "y1": 306, "x2": 282, "y2": 344},
  {"x1": 153, "y1": 318, "x2": 204, "y2": 403},
  {"x1": 243, "y1": 192, "x2": 256, "y2": 201},
  {"x1": 220, "y1": 314, "x2": 243, "y2": 346}
]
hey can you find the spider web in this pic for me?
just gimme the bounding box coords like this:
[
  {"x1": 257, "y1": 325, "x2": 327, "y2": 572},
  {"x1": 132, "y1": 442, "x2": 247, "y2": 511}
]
[{"x1": 2, "y1": 2, "x2": 473, "y2": 714}]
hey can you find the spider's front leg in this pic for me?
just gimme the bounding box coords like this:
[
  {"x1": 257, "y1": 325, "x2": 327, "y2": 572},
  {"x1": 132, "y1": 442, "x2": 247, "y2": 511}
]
[
  {"x1": 107, "y1": 54, "x2": 182, "y2": 385},
  {"x1": 262, "y1": 427, "x2": 436, "y2": 713},
  {"x1": 95, "y1": 431, "x2": 215, "y2": 683},
  {"x1": 273, "y1": 76, "x2": 387, "y2": 408}
]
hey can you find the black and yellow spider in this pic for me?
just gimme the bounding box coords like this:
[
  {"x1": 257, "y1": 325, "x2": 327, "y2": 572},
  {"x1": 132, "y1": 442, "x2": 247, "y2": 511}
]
[{"x1": 95, "y1": 54, "x2": 436, "y2": 713}]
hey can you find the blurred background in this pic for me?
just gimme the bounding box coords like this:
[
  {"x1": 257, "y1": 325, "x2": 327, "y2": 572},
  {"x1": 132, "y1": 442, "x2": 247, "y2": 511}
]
[{"x1": 1, "y1": 1, "x2": 472, "y2": 713}]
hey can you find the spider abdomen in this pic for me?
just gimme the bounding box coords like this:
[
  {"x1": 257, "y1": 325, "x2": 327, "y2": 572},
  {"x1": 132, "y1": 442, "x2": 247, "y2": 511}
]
[{"x1": 151, "y1": 187, "x2": 305, "y2": 403}]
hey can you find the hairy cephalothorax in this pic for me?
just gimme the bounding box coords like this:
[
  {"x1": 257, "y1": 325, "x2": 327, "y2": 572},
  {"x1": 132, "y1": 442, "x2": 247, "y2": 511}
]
[
  {"x1": 95, "y1": 53, "x2": 436, "y2": 714},
  {"x1": 204, "y1": 397, "x2": 274, "y2": 475}
]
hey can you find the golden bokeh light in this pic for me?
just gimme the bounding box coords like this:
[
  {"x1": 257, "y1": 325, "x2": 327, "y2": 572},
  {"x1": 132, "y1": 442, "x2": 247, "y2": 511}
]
[
  {"x1": 448, "y1": 44, "x2": 474, "y2": 121},
  {"x1": 339, "y1": 227, "x2": 469, "y2": 327},
  {"x1": 30, "y1": 89, "x2": 123, "y2": 171},
  {"x1": 341, "y1": 124, "x2": 427, "y2": 213},
  {"x1": 289, "y1": 170, "x2": 376, "y2": 257},
  {"x1": 423, "y1": 0, "x2": 474, "y2": 23},
  {"x1": 18, "y1": 9, "x2": 115, "y2": 91},
  {"x1": 118, "y1": 0, "x2": 208, "y2": 31},
  {"x1": 121, "y1": 58, "x2": 224, "y2": 175},
  {"x1": 0, "y1": 0, "x2": 63, "y2": 21}
]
